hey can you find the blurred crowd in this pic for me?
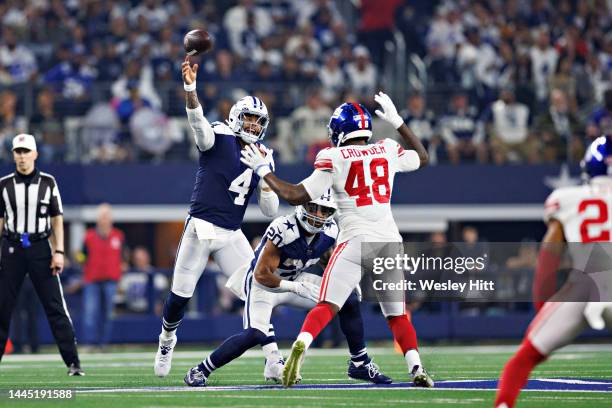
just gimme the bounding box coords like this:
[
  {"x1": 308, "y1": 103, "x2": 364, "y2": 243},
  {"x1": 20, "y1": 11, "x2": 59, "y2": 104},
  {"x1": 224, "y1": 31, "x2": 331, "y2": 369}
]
[{"x1": 0, "y1": 0, "x2": 609, "y2": 164}]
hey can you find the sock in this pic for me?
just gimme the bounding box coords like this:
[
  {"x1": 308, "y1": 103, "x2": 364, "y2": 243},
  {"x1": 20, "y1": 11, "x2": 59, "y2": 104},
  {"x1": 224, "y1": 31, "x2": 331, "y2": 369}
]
[
  {"x1": 387, "y1": 314, "x2": 418, "y2": 358},
  {"x1": 494, "y1": 340, "x2": 546, "y2": 408},
  {"x1": 161, "y1": 292, "x2": 190, "y2": 337},
  {"x1": 338, "y1": 292, "x2": 370, "y2": 366},
  {"x1": 204, "y1": 328, "x2": 266, "y2": 376},
  {"x1": 405, "y1": 349, "x2": 422, "y2": 373},
  {"x1": 261, "y1": 324, "x2": 280, "y2": 360},
  {"x1": 299, "y1": 303, "x2": 336, "y2": 349}
]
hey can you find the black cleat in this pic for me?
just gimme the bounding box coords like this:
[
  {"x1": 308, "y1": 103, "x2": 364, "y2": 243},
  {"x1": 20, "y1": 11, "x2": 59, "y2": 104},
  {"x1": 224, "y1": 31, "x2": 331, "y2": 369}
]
[{"x1": 68, "y1": 363, "x2": 85, "y2": 376}]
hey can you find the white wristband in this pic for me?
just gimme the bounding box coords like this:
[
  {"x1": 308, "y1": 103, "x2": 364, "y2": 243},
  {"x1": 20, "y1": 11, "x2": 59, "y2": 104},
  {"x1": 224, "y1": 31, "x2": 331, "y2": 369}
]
[
  {"x1": 390, "y1": 115, "x2": 404, "y2": 129},
  {"x1": 279, "y1": 280, "x2": 297, "y2": 293},
  {"x1": 255, "y1": 164, "x2": 271, "y2": 178},
  {"x1": 184, "y1": 81, "x2": 196, "y2": 92}
]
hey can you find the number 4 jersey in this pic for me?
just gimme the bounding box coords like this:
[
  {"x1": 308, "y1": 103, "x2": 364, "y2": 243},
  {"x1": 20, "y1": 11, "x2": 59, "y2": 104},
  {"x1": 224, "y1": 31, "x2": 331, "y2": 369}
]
[
  {"x1": 544, "y1": 177, "x2": 612, "y2": 243},
  {"x1": 302, "y1": 138, "x2": 421, "y2": 243},
  {"x1": 189, "y1": 122, "x2": 267, "y2": 230}
]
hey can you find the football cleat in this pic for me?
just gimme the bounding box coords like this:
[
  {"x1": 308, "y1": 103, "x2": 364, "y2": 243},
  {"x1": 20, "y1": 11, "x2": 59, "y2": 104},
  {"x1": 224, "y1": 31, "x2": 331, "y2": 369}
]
[
  {"x1": 154, "y1": 334, "x2": 177, "y2": 377},
  {"x1": 67, "y1": 363, "x2": 85, "y2": 376},
  {"x1": 264, "y1": 356, "x2": 285, "y2": 383},
  {"x1": 282, "y1": 340, "x2": 305, "y2": 387},
  {"x1": 347, "y1": 360, "x2": 392, "y2": 384},
  {"x1": 411, "y1": 365, "x2": 434, "y2": 388},
  {"x1": 184, "y1": 366, "x2": 208, "y2": 387}
]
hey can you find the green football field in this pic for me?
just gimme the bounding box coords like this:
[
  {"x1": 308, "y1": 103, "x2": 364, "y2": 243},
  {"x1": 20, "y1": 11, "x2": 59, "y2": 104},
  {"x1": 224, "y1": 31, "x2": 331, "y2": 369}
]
[{"x1": 1, "y1": 344, "x2": 611, "y2": 407}]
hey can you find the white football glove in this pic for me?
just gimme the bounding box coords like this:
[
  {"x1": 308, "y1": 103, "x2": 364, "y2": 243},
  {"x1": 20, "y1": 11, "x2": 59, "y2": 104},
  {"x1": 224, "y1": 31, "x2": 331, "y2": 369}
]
[
  {"x1": 374, "y1": 91, "x2": 404, "y2": 129},
  {"x1": 280, "y1": 280, "x2": 320, "y2": 303},
  {"x1": 240, "y1": 143, "x2": 272, "y2": 177},
  {"x1": 584, "y1": 302, "x2": 612, "y2": 330}
]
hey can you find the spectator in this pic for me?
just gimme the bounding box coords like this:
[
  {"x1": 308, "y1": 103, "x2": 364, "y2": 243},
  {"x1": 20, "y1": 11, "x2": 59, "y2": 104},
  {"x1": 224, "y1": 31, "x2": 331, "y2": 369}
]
[
  {"x1": 81, "y1": 203, "x2": 126, "y2": 348},
  {"x1": 318, "y1": 50, "x2": 346, "y2": 104},
  {"x1": 549, "y1": 55, "x2": 577, "y2": 111},
  {"x1": 534, "y1": 89, "x2": 584, "y2": 163},
  {"x1": 0, "y1": 90, "x2": 27, "y2": 158},
  {"x1": 425, "y1": 5, "x2": 464, "y2": 83},
  {"x1": 116, "y1": 80, "x2": 152, "y2": 124},
  {"x1": 439, "y1": 93, "x2": 487, "y2": 163},
  {"x1": 588, "y1": 89, "x2": 612, "y2": 140},
  {"x1": 111, "y1": 59, "x2": 161, "y2": 110},
  {"x1": 488, "y1": 87, "x2": 538, "y2": 164},
  {"x1": 529, "y1": 27, "x2": 559, "y2": 109},
  {"x1": 286, "y1": 88, "x2": 332, "y2": 163},
  {"x1": 285, "y1": 23, "x2": 322, "y2": 62},
  {"x1": 29, "y1": 89, "x2": 66, "y2": 162},
  {"x1": 400, "y1": 93, "x2": 444, "y2": 164},
  {"x1": 345, "y1": 45, "x2": 377, "y2": 105},
  {"x1": 356, "y1": 0, "x2": 404, "y2": 68},
  {"x1": 224, "y1": 0, "x2": 273, "y2": 55},
  {"x1": 116, "y1": 246, "x2": 168, "y2": 315},
  {"x1": 0, "y1": 28, "x2": 37, "y2": 84}
]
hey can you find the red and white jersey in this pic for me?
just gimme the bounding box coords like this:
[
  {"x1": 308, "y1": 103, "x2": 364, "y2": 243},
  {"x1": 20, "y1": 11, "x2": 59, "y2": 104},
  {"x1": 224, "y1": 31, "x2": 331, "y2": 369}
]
[
  {"x1": 544, "y1": 177, "x2": 612, "y2": 243},
  {"x1": 302, "y1": 138, "x2": 421, "y2": 243}
]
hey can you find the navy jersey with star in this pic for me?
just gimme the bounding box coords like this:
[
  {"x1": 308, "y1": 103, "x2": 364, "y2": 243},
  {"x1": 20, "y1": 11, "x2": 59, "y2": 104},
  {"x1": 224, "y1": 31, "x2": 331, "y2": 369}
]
[
  {"x1": 247, "y1": 213, "x2": 338, "y2": 281},
  {"x1": 189, "y1": 122, "x2": 264, "y2": 230}
]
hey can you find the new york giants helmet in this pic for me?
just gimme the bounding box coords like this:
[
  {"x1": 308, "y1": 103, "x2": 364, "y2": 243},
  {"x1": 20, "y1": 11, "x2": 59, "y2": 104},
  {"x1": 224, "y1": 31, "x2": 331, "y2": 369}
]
[
  {"x1": 296, "y1": 189, "x2": 337, "y2": 234},
  {"x1": 327, "y1": 102, "x2": 373, "y2": 147},
  {"x1": 227, "y1": 96, "x2": 269, "y2": 144},
  {"x1": 582, "y1": 135, "x2": 612, "y2": 179}
]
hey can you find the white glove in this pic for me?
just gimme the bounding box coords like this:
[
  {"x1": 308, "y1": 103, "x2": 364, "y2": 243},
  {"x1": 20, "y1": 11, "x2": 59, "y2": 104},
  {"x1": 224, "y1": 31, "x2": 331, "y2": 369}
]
[
  {"x1": 280, "y1": 280, "x2": 320, "y2": 303},
  {"x1": 240, "y1": 143, "x2": 272, "y2": 177},
  {"x1": 260, "y1": 145, "x2": 276, "y2": 171},
  {"x1": 584, "y1": 302, "x2": 612, "y2": 330},
  {"x1": 374, "y1": 91, "x2": 404, "y2": 129}
]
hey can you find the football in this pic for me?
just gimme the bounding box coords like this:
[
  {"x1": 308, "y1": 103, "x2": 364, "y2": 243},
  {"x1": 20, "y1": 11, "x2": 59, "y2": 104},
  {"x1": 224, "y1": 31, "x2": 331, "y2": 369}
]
[{"x1": 183, "y1": 29, "x2": 213, "y2": 56}]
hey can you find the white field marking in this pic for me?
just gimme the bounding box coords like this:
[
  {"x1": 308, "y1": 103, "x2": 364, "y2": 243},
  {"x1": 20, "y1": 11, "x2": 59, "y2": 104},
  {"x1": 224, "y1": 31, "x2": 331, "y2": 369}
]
[
  {"x1": 5, "y1": 343, "x2": 612, "y2": 363},
  {"x1": 534, "y1": 378, "x2": 612, "y2": 385}
]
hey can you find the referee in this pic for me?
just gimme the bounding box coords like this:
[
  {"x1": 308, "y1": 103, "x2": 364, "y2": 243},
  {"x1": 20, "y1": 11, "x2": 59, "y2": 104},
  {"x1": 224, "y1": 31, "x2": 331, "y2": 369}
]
[{"x1": 0, "y1": 134, "x2": 83, "y2": 375}]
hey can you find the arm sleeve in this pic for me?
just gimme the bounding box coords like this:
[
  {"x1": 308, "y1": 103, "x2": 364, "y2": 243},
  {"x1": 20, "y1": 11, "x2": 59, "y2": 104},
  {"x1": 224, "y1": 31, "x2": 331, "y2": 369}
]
[
  {"x1": 301, "y1": 170, "x2": 334, "y2": 200},
  {"x1": 186, "y1": 105, "x2": 215, "y2": 151},
  {"x1": 49, "y1": 178, "x2": 63, "y2": 216},
  {"x1": 257, "y1": 179, "x2": 279, "y2": 217},
  {"x1": 391, "y1": 139, "x2": 421, "y2": 172}
]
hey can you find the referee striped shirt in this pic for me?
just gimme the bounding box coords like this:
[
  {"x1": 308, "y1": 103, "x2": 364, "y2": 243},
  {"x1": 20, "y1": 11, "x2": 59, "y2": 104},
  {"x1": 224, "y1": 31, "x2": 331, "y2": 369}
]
[{"x1": 0, "y1": 169, "x2": 63, "y2": 235}]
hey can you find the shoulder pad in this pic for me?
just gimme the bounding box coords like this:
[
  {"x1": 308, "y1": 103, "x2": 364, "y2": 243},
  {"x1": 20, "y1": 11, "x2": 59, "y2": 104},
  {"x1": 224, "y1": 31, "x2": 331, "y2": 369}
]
[
  {"x1": 322, "y1": 219, "x2": 339, "y2": 241},
  {"x1": 211, "y1": 121, "x2": 235, "y2": 136},
  {"x1": 264, "y1": 214, "x2": 300, "y2": 248}
]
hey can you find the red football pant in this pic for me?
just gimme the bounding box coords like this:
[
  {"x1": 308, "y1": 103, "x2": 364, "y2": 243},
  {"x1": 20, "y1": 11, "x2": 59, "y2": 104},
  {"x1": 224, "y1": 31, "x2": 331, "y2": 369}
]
[
  {"x1": 300, "y1": 303, "x2": 336, "y2": 339},
  {"x1": 494, "y1": 339, "x2": 546, "y2": 407}
]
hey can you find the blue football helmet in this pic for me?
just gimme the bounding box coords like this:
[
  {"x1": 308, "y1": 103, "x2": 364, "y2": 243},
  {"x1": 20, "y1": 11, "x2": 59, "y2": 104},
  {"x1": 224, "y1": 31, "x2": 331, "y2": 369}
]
[
  {"x1": 582, "y1": 135, "x2": 612, "y2": 178},
  {"x1": 327, "y1": 102, "x2": 373, "y2": 147}
]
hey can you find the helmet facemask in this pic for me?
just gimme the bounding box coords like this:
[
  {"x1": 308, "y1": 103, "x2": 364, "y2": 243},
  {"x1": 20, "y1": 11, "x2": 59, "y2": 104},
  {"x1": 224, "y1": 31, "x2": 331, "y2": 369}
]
[
  {"x1": 235, "y1": 111, "x2": 269, "y2": 144},
  {"x1": 296, "y1": 202, "x2": 336, "y2": 234}
]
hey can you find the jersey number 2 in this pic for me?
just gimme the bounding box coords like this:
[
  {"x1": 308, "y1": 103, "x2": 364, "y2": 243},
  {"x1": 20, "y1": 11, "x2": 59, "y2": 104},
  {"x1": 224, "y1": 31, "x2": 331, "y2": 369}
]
[
  {"x1": 578, "y1": 199, "x2": 611, "y2": 242},
  {"x1": 229, "y1": 169, "x2": 252, "y2": 206},
  {"x1": 344, "y1": 158, "x2": 390, "y2": 207}
]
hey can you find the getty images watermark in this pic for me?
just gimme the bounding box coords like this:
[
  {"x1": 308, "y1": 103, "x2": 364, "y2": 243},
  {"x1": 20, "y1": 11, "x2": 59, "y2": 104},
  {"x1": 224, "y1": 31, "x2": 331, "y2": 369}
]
[{"x1": 360, "y1": 242, "x2": 612, "y2": 302}]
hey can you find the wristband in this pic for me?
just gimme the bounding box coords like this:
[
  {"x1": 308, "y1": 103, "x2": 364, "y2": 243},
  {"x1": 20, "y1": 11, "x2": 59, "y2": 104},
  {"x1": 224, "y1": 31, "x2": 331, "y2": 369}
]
[
  {"x1": 184, "y1": 81, "x2": 196, "y2": 92},
  {"x1": 390, "y1": 115, "x2": 404, "y2": 129},
  {"x1": 279, "y1": 280, "x2": 296, "y2": 292},
  {"x1": 55, "y1": 250, "x2": 65, "y2": 255},
  {"x1": 255, "y1": 164, "x2": 271, "y2": 178}
]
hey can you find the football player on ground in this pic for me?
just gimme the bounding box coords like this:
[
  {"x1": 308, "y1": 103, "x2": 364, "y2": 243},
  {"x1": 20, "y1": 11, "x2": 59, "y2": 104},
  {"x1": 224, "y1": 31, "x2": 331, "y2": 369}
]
[
  {"x1": 240, "y1": 91, "x2": 434, "y2": 387},
  {"x1": 494, "y1": 136, "x2": 612, "y2": 408},
  {"x1": 154, "y1": 58, "x2": 280, "y2": 377},
  {"x1": 184, "y1": 191, "x2": 392, "y2": 386}
]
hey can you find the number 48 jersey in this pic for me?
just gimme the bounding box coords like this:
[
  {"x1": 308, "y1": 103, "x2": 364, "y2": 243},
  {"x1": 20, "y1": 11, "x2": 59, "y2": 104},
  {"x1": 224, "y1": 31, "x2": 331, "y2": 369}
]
[
  {"x1": 544, "y1": 177, "x2": 612, "y2": 243},
  {"x1": 307, "y1": 138, "x2": 421, "y2": 243}
]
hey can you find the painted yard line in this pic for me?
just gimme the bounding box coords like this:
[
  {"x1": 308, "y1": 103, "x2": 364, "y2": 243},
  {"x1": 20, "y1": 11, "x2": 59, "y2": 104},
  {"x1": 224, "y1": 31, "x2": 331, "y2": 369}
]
[{"x1": 5, "y1": 344, "x2": 612, "y2": 363}]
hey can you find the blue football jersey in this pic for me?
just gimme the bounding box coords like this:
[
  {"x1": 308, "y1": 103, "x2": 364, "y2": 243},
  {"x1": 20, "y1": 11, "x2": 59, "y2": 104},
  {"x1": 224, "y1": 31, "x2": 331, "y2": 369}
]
[
  {"x1": 189, "y1": 122, "x2": 264, "y2": 230},
  {"x1": 247, "y1": 213, "x2": 338, "y2": 281}
]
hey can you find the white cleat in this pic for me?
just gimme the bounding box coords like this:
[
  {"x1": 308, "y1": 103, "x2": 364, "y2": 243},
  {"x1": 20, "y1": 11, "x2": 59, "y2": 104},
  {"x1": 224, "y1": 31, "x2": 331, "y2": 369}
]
[
  {"x1": 410, "y1": 365, "x2": 434, "y2": 388},
  {"x1": 264, "y1": 356, "x2": 285, "y2": 383},
  {"x1": 154, "y1": 334, "x2": 177, "y2": 377}
]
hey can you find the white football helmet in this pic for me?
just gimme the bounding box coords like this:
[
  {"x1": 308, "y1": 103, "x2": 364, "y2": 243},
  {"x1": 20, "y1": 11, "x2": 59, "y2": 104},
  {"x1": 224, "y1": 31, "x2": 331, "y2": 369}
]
[
  {"x1": 296, "y1": 189, "x2": 337, "y2": 234},
  {"x1": 227, "y1": 96, "x2": 269, "y2": 144}
]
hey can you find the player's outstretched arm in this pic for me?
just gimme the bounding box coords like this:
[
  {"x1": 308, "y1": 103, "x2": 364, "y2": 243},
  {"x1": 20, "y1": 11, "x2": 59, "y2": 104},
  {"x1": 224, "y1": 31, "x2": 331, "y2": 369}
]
[
  {"x1": 257, "y1": 180, "x2": 279, "y2": 217},
  {"x1": 183, "y1": 57, "x2": 215, "y2": 151},
  {"x1": 240, "y1": 144, "x2": 312, "y2": 205},
  {"x1": 374, "y1": 91, "x2": 428, "y2": 167}
]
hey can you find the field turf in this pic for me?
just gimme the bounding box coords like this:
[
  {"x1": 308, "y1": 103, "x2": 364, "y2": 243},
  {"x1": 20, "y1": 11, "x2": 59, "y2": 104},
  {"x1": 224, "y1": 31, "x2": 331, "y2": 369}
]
[{"x1": 1, "y1": 344, "x2": 611, "y2": 407}]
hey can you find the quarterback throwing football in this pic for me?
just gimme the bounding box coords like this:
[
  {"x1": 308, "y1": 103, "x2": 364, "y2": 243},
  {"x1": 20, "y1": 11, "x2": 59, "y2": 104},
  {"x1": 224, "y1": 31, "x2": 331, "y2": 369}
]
[{"x1": 240, "y1": 91, "x2": 433, "y2": 387}]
